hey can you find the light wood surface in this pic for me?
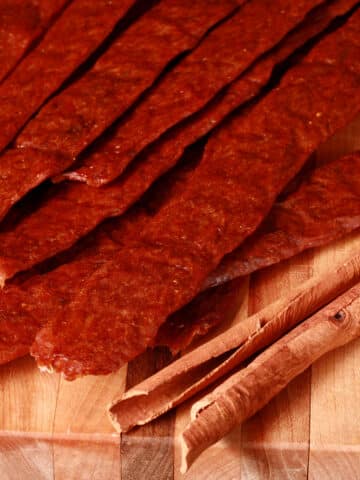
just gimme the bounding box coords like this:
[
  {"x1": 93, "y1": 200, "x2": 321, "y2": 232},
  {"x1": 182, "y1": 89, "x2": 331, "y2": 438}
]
[{"x1": 0, "y1": 118, "x2": 358, "y2": 480}]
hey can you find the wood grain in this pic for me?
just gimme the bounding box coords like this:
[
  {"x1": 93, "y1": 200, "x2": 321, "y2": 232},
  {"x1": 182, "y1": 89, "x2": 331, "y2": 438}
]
[
  {"x1": 308, "y1": 234, "x2": 360, "y2": 480},
  {"x1": 239, "y1": 252, "x2": 313, "y2": 480},
  {"x1": 0, "y1": 356, "x2": 58, "y2": 479},
  {"x1": 0, "y1": 437, "x2": 54, "y2": 480},
  {"x1": 54, "y1": 439, "x2": 121, "y2": 480},
  {"x1": 173, "y1": 279, "x2": 250, "y2": 480},
  {"x1": 121, "y1": 348, "x2": 175, "y2": 480}
]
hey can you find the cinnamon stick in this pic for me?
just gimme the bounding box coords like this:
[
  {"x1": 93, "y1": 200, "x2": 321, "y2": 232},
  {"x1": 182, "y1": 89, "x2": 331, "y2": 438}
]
[
  {"x1": 180, "y1": 282, "x2": 360, "y2": 472},
  {"x1": 108, "y1": 251, "x2": 360, "y2": 432}
]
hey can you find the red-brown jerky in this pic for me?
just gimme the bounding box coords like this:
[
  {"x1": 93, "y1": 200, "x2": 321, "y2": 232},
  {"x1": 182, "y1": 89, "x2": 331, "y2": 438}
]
[
  {"x1": 1, "y1": 151, "x2": 359, "y2": 365},
  {"x1": 155, "y1": 278, "x2": 247, "y2": 354},
  {"x1": 0, "y1": 209, "x2": 152, "y2": 364},
  {"x1": 0, "y1": 251, "x2": 245, "y2": 364},
  {"x1": 0, "y1": 241, "x2": 109, "y2": 364},
  {"x1": 65, "y1": 0, "x2": 325, "y2": 185},
  {"x1": 16, "y1": 0, "x2": 239, "y2": 156},
  {"x1": 0, "y1": 0, "x2": 138, "y2": 153},
  {"x1": 0, "y1": 148, "x2": 72, "y2": 234},
  {"x1": 0, "y1": 0, "x2": 69, "y2": 83},
  {"x1": 206, "y1": 152, "x2": 360, "y2": 287},
  {"x1": 30, "y1": 13, "x2": 360, "y2": 379},
  {"x1": 165, "y1": 152, "x2": 360, "y2": 352},
  {"x1": 0, "y1": 0, "x2": 238, "y2": 220},
  {"x1": 0, "y1": 0, "x2": 348, "y2": 279}
]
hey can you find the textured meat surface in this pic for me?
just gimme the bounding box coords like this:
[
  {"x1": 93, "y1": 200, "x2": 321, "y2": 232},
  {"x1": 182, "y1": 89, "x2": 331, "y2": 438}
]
[
  {"x1": 0, "y1": 148, "x2": 72, "y2": 234},
  {"x1": 0, "y1": 210, "x2": 157, "y2": 364},
  {"x1": 155, "y1": 278, "x2": 247, "y2": 354},
  {"x1": 1, "y1": 152, "x2": 360, "y2": 365},
  {"x1": 0, "y1": 244, "x2": 108, "y2": 364},
  {"x1": 0, "y1": 0, "x2": 238, "y2": 220},
  {"x1": 206, "y1": 152, "x2": 360, "y2": 288},
  {"x1": 0, "y1": 0, "x2": 137, "y2": 153},
  {"x1": 16, "y1": 0, "x2": 238, "y2": 156},
  {"x1": 0, "y1": 0, "x2": 348, "y2": 281},
  {"x1": 29, "y1": 12, "x2": 360, "y2": 379},
  {"x1": 0, "y1": 0, "x2": 69, "y2": 83},
  {"x1": 66, "y1": 0, "x2": 325, "y2": 185}
]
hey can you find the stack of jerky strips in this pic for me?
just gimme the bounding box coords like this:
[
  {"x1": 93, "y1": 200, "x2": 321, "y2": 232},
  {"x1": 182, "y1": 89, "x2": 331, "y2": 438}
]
[{"x1": 0, "y1": 0, "x2": 358, "y2": 385}]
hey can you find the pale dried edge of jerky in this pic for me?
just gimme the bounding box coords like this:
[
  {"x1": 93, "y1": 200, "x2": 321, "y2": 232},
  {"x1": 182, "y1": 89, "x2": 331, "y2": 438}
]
[
  {"x1": 108, "y1": 251, "x2": 360, "y2": 432},
  {"x1": 180, "y1": 282, "x2": 360, "y2": 472}
]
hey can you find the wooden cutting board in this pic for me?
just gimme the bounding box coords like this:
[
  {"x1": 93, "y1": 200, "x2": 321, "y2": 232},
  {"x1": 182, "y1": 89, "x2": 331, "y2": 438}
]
[{"x1": 0, "y1": 120, "x2": 359, "y2": 480}]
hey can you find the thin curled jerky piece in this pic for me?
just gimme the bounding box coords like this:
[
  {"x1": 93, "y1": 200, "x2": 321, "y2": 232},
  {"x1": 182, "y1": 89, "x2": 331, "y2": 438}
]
[
  {"x1": 155, "y1": 151, "x2": 360, "y2": 349},
  {"x1": 0, "y1": 0, "x2": 351, "y2": 280},
  {"x1": 155, "y1": 277, "x2": 247, "y2": 354},
  {"x1": 205, "y1": 151, "x2": 360, "y2": 288},
  {"x1": 180, "y1": 284, "x2": 360, "y2": 472},
  {"x1": 65, "y1": 0, "x2": 325, "y2": 185},
  {"x1": 0, "y1": 260, "x2": 246, "y2": 365},
  {"x1": 0, "y1": 0, "x2": 69, "y2": 83},
  {"x1": 108, "y1": 253, "x2": 360, "y2": 434},
  {"x1": 0, "y1": 0, "x2": 238, "y2": 219},
  {"x1": 30, "y1": 13, "x2": 360, "y2": 379},
  {"x1": 0, "y1": 208, "x2": 148, "y2": 364},
  {"x1": 66, "y1": 0, "x2": 358, "y2": 186},
  {"x1": 0, "y1": 0, "x2": 138, "y2": 152},
  {"x1": 158, "y1": 151, "x2": 360, "y2": 347},
  {"x1": 16, "y1": 0, "x2": 239, "y2": 157}
]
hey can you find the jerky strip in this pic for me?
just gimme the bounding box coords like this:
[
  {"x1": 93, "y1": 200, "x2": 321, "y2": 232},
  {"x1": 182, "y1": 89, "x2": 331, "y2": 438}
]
[
  {"x1": 0, "y1": 0, "x2": 238, "y2": 220},
  {"x1": 65, "y1": 0, "x2": 326, "y2": 185},
  {"x1": 1, "y1": 144, "x2": 359, "y2": 297},
  {"x1": 0, "y1": 210, "x2": 140, "y2": 364},
  {"x1": 16, "y1": 0, "x2": 239, "y2": 157},
  {"x1": 0, "y1": 152, "x2": 359, "y2": 364},
  {"x1": 205, "y1": 151, "x2": 360, "y2": 289},
  {"x1": 0, "y1": 208, "x2": 205, "y2": 364},
  {"x1": 155, "y1": 277, "x2": 247, "y2": 355},
  {"x1": 66, "y1": 0, "x2": 358, "y2": 186},
  {"x1": 0, "y1": 0, "x2": 69, "y2": 83},
  {"x1": 30, "y1": 13, "x2": 360, "y2": 379},
  {"x1": 156, "y1": 151, "x2": 360, "y2": 350},
  {"x1": 0, "y1": 256, "x2": 245, "y2": 365},
  {"x1": 0, "y1": 0, "x2": 138, "y2": 153},
  {"x1": 0, "y1": 0, "x2": 350, "y2": 280}
]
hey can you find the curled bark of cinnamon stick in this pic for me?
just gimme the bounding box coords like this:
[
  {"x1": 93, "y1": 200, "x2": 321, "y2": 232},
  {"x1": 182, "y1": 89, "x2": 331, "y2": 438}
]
[
  {"x1": 180, "y1": 282, "x2": 360, "y2": 472},
  {"x1": 108, "y1": 251, "x2": 360, "y2": 432}
]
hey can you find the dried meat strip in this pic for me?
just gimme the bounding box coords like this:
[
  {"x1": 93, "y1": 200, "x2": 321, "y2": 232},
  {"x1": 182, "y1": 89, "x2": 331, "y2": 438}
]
[
  {"x1": 0, "y1": 0, "x2": 238, "y2": 221},
  {"x1": 205, "y1": 152, "x2": 360, "y2": 289},
  {"x1": 64, "y1": 0, "x2": 326, "y2": 185},
  {"x1": 0, "y1": 0, "x2": 69, "y2": 83},
  {"x1": 30, "y1": 12, "x2": 360, "y2": 378},
  {"x1": 0, "y1": 0, "x2": 139, "y2": 153},
  {"x1": 0, "y1": 245, "x2": 236, "y2": 364},
  {"x1": 156, "y1": 151, "x2": 360, "y2": 351},
  {"x1": 0, "y1": 210, "x2": 151, "y2": 364},
  {"x1": 16, "y1": 0, "x2": 239, "y2": 156},
  {"x1": 66, "y1": 0, "x2": 359, "y2": 186},
  {"x1": 0, "y1": 0, "x2": 349, "y2": 282},
  {"x1": 155, "y1": 277, "x2": 248, "y2": 354},
  {"x1": 1, "y1": 152, "x2": 359, "y2": 364},
  {"x1": 0, "y1": 256, "x2": 102, "y2": 364}
]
